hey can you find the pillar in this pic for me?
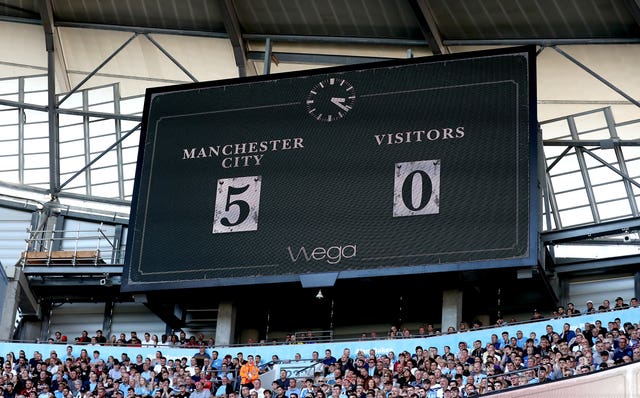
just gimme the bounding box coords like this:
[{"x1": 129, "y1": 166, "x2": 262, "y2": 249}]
[
  {"x1": 215, "y1": 301, "x2": 236, "y2": 346},
  {"x1": 0, "y1": 269, "x2": 20, "y2": 340},
  {"x1": 441, "y1": 289, "x2": 463, "y2": 332}
]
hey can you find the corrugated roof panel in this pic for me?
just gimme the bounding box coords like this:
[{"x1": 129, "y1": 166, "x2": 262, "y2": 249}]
[
  {"x1": 0, "y1": 0, "x2": 39, "y2": 19},
  {"x1": 235, "y1": 0, "x2": 422, "y2": 39},
  {"x1": 52, "y1": 0, "x2": 225, "y2": 32},
  {"x1": 431, "y1": 0, "x2": 639, "y2": 40}
]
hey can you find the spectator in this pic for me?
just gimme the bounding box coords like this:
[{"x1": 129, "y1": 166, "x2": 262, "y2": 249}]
[
  {"x1": 560, "y1": 323, "x2": 576, "y2": 344},
  {"x1": 190, "y1": 382, "x2": 210, "y2": 398},
  {"x1": 612, "y1": 336, "x2": 633, "y2": 363},
  {"x1": 53, "y1": 332, "x2": 63, "y2": 344},
  {"x1": 322, "y1": 350, "x2": 337, "y2": 376},
  {"x1": 249, "y1": 379, "x2": 265, "y2": 398},
  {"x1": 614, "y1": 297, "x2": 629, "y2": 310},
  {"x1": 77, "y1": 331, "x2": 91, "y2": 345},
  {"x1": 566, "y1": 303, "x2": 581, "y2": 317},
  {"x1": 193, "y1": 348, "x2": 211, "y2": 369},
  {"x1": 210, "y1": 351, "x2": 222, "y2": 371},
  {"x1": 239, "y1": 356, "x2": 259, "y2": 390},
  {"x1": 530, "y1": 309, "x2": 543, "y2": 320},
  {"x1": 95, "y1": 331, "x2": 107, "y2": 345},
  {"x1": 141, "y1": 333, "x2": 152, "y2": 346},
  {"x1": 214, "y1": 377, "x2": 232, "y2": 397},
  {"x1": 173, "y1": 384, "x2": 190, "y2": 398},
  {"x1": 598, "y1": 299, "x2": 611, "y2": 312},
  {"x1": 284, "y1": 380, "x2": 300, "y2": 398},
  {"x1": 3, "y1": 383, "x2": 16, "y2": 398}
]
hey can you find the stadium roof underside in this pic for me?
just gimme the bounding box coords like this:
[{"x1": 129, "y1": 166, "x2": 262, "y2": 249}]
[{"x1": 0, "y1": 0, "x2": 639, "y2": 315}]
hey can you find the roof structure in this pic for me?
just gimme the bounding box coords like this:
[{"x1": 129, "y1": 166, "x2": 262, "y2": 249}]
[{"x1": 0, "y1": 0, "x2": 639, "y2": 330}]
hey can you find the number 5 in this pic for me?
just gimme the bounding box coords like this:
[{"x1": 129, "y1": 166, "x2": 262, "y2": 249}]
[{"x1": 213, "y1": 176, "x2": 262, "y2": 233}]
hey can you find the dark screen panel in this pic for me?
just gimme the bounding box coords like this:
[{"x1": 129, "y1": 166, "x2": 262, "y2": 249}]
[{"x1": 123, "y1": 46, "x2": 537, "y2": 292}]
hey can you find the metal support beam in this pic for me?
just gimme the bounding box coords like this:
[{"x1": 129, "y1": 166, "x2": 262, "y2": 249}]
[
  {"x1": 18, "y1": 78, "x2": 25, "y2": 184},
  {"x1": 247, "y1": 51, "x2": 389, "y2": 65},
  {"x1": 243, "y1": 33, "x2": 428, "y2": 46},
  {"x1": 543, "y1": 171, "x2": 561, "y2": 230},
  {"x1": 17, "y1": 271, "x2": 40, "y2": 317},
  {"x1": 567, "y1": 117, "x2": 600, "y2": 223},
  {"x1": 57, "y1": 33, "x2": 139, "y2": 107},
  {"x1": 544, "y1": 139, "x2": 640, "y2": 147},
  {"x1": 580, "y1": 147, "x2": 640, "y2": 191},
  {"x1": 40, "y1": 0, "x2": 61, "y2": 198},
  {"x1": 0, "y1": 99, "x2": 139, "y2": 131},
  {"x1": 50, "y1": 214, "x2": 64, "y2": 251},
  {"x1": 54, "y1": 20, "x2": 227, "y2": 38},
  {"x1": 552, "y1": 46, "x2": 640, "y2": 109},
  {"x1": 540, "y1": 130, "x2": 561, "y2": 230},
  {"x1": 143, "y1": 34, "x2": 198, "y2": 82},
  {"x1": 39, "y1": 302, "x2": 51, "y2": 342},
  {"x1": 103, "y1": 301, "x2": 114, "y2": 338},
  {"x1": 0, "y1": 97, "x2": 47, "y2": 112},
  {"x1": 113, "y1": 84, "x2": 126, "y2": 201},
  {"x1": 541, "y1": 217, "x2": 640, "y2": 244},
  {"x1": 22, "y1": 266, "x2": 123, "y2": 274},
  {"x1": 554, "y1": 254, "x2": 640, "y2": 273},
  {"x1": 444, "y1": 38, "x2": 640, "y2": 45},
  {"x1": 57, "y1": 107, "x2": 142, "y2": 122},
  {"x1": 59, "y1": 122, "x2": 141, "y2": 191},
  {"x1": 409, "y1": 0, "x2": 448, "y2": 54},
  {"x1": 604, "y1": 107, "x2": 639, "y2": 217},
  {"x1": 545, "y1": 146, "x2": 572, "y2": 172},
  {"x1": 263, "y1": 37, "x2": 272, "y2": 75},
  {"x1": 538, "y1": 253, "x2": 560, "y2": 303},
  {"x1": 39, "y1": 0, "x2": 71, "y2": 91},
  {"x1": 219, "y1": 0, "x2": 256, "y2": 77}
]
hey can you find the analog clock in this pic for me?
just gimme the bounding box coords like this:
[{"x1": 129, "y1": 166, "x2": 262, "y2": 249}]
[{"x1": 306, "y1": 77, "x2": 356, "y2": 122}]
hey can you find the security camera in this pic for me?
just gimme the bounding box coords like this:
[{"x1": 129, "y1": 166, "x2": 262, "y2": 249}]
[{"x1": 99, "y1": 278, "x2": 112, "y2": 286}]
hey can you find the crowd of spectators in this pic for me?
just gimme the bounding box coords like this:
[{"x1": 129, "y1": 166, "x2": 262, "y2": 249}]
[
  {"x1": 43, "y1": 331, "x2": 215, "y2": 350},
  {"x1": 1, "y1": 296, "x2": 639, "y2": 398}
]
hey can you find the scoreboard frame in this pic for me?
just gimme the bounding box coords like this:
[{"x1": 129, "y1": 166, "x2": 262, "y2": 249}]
[{"x1": 122, "y1": 45, "x2": 539, "y2": 292}]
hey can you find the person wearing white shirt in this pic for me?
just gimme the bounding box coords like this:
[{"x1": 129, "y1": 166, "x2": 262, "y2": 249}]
[{"x1": 250, "y1": 379, "x2": 266, "y2": 398}]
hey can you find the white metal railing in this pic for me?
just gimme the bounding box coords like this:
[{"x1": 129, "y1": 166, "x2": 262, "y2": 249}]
[{"x1": 20, "y1": 223, "x2": 124, "y2": 266}]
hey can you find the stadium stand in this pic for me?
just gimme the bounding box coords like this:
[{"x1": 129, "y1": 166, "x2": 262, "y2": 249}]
[{"x1": 1, "y1": 304, "x2": 638, "y2": 398}]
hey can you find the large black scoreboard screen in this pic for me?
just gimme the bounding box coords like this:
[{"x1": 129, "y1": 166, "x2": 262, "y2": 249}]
[{"x1": 123, "y1": 46, "x2": 538, "y2": 292}]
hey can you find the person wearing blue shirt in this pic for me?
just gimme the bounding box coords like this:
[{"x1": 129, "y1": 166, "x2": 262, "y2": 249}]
[
  {"x1": 515, "y1": 330, "x2": 526, "y2": 349},
  {"x1": 322, "y1": 349, "x2": 337, "y2": 376},
  {"x1": 612, "y1": 336, "x2": 633, "y2": 363},
  {"x1": 284, "y1": 379, "x2": 301, "y2": 398},
  {"x1": 560, "y1": 323, "x2": 576, "y2": 343},
  {"x1": 210, "y1": 351, "x2": 223, "y2": 370}
]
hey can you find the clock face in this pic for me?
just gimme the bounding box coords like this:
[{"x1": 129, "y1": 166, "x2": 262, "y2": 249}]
[{"x1": 306, "y1": 77, "x2": 356, "y2": 122}]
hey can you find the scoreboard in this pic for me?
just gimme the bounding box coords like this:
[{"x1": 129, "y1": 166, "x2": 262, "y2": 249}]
[{"x1": 122, "y1": 46, "x2": 538, "y2": 292}]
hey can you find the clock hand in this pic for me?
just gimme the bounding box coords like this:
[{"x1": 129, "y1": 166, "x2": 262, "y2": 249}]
[{"x1": 330, "y1": 97, "x2": 351, "y2": 112}]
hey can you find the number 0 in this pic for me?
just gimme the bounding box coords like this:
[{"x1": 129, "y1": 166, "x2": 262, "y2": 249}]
[
  {"x1": 393, "y1": 160, "x2": 440, "y2": 217},
  {"x1": 401, "y1": 170, "x2": 432, "y2": 211}
]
